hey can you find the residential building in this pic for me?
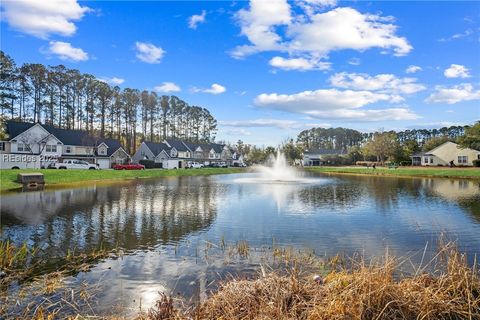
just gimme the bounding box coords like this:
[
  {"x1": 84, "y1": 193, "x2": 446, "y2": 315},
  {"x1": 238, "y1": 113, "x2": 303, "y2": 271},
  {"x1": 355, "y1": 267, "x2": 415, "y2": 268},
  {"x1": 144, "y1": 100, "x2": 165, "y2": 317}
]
[
  {"x1": 302, "y1": 149, "x2": 347, "y2": 166},
  {"x1": 411, "y1": 141, "x2": 480, "y2": 166},
  {"x1": 132, "y1": 139, "x2": 241, "y2": 168},
  {"x1": 0, "y1": 121, "x2": 130, "y2": 169}
]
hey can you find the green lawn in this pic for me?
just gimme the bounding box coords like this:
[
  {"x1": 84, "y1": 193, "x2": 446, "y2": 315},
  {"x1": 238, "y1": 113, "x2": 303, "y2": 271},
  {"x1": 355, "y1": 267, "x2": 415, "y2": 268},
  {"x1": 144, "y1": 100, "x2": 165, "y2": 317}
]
[
  {"x1": 305, "y1": 166, "x2": 480, "y2": 179},
  {"x1": 0, "y1": 167, "x2": 246, "y2": 192}
]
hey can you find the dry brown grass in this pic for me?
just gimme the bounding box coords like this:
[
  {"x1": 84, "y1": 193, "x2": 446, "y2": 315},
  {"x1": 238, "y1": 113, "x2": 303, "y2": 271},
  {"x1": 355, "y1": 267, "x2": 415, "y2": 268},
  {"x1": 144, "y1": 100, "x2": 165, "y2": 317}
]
[{"x1": 144, "y1": 243, "x2": 479, "y2": 320}]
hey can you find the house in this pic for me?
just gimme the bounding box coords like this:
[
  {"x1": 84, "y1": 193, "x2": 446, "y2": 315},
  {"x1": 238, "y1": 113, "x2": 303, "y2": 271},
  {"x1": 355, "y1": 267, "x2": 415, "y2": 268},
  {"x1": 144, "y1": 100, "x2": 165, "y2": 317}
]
[
  {"x1": 132, "y1": 139, "x2": 239, "y2": 168},
  {"x1": 411, "y1": 141, "x2": 480, "y2": 166},
  {"x1": 231, "y1": 150, "x2": 246, "y2": 167},
  {"x1": 0, "y1": 121, "x2": 130, "y2": 169},
  {"x1": 302, "y1": 149, "x2": 346, "y2": 166}
]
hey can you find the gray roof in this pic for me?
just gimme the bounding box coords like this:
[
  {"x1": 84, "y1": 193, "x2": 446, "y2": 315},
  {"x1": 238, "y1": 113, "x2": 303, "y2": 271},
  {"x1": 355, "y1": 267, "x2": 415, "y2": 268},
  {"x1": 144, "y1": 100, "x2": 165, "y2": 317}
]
[
  {"x1": 144, "y1": 141, "x2": 170, "y2": 156},
  {"x1": 5, "y1": 120, "x2": 124, "y2": 156},
  {"x1": 165, "y1": 139, "x2": 190, "y2": 152},
  {"x1": 411, "y1": 152, "x2": 425, "y2": 157},
  {"x1": 305, "y1": 149, "x2": 346, "y2": 155}
]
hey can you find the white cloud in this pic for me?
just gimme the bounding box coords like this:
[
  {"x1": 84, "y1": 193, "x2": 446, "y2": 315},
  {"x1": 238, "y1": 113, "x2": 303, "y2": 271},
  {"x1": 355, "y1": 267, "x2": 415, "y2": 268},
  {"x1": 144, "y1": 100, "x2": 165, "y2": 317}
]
[
  {"x1": 232, "y1": 2, "x2": 412, "y2": 70},
  {"x1": 193, "y1": 83, "x2": 226, "y2": 95},
  {"x1": 220, "y1": 119, "x2": 301, "y2": 129},
  {"x1": 47, "y1": 41, "x2": 88, "y2": 61},
  {"x1": 223, "y1": 128, "x2": 252, "y2": 136},
  {"x1": 232, "y1": 0, "x2": 291, "y2": 58},
  {"x1": 405, "y1": 65, "x2": 422, "y2": 74},
  {"x1": 1, "y1": 0, "x2": 90, "y2": 38},
  {"x1": 444, "y1": 64, "x2": 471, "y2": 78},
  {"x1": 439, "y1": 29, "x2": 473, "y2": 42},
  {"x1": 98, "y1": 77, "x2": 125, "y2": 85},
  {"x1": 188, "y1": 10, "x2": 207, "y2": 29},
  {"x1": 254, "y1": 88, "x2": 418, "y2": 121},
  {"x1": 220, "y1": 119, "x2": 331, "y2": 130},
  {"x1": 269, "y1": 56, "x2": 330, "y2": 71},
  {"x1": 135, "y1": 42, "x2": 165, "y2": 64},
  {"x1": 425, "y1": 83, "x2": 480, "y2": 104},
  {"x1": 348, "y1": 57, "x2": 361, "y2": 66},
  {"x1": 329, "y1": 72, "x2": 426, "y2": 94},
  {"x1": 154, "y1": 82, "x2": 181, "y2": 93}
]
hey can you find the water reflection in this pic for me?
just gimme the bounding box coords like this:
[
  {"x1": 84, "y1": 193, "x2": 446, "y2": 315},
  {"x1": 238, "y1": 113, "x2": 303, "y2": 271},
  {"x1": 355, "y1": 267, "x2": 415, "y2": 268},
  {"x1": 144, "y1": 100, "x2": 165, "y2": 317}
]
[
  {"x1": 1, "y1": 173, "x2": 479, "y2": 315},
  {"x1": 1, "y1": 177, "x2": 221, "y2": 257}
]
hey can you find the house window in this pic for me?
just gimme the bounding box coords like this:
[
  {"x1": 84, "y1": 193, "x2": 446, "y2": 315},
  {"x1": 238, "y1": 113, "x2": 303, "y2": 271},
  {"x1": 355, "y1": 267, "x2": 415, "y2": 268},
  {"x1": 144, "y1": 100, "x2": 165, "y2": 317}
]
[
  {"x1": 45, "y1": 144, "x2": 57, "y2": 153},
  {"x1": 478, "y1": 154, "x2": 480, "y2": 160},
  {"x1": 0, "y1": 142, "x2": 4, "y2": 151},
  {"x1": 430, "y1": 158, "x2": 433, "y2": 164},
  {"x1": 458, "y1": 156, "x2": 468, "y2": 164},
  {"x1": 17, "y1": 143, "x2": 26, "y2": 152},
  {"x1": 98, "y1": 147, "x2": 106, "y2": 155},
  {"x1": 423, "y1": 156, "x2": 428, "y2": 163},
  {"x1": 65, "y1": 146, "x2": 72, "y2": 153}
]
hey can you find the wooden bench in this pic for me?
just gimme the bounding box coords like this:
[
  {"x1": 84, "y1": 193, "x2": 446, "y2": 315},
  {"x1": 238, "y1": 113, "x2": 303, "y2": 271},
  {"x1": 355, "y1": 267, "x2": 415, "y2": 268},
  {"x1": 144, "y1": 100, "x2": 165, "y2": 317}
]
[{"x1": 17, "y1": 173, "x2": 45, "y2": 187}]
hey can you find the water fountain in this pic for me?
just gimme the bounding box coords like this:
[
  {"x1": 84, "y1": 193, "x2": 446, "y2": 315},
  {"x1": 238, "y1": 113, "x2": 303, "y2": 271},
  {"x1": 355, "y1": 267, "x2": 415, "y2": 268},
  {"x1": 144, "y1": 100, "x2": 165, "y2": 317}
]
[{"x1": 235, "y1": 151, "x2": 315, "y2": 184}]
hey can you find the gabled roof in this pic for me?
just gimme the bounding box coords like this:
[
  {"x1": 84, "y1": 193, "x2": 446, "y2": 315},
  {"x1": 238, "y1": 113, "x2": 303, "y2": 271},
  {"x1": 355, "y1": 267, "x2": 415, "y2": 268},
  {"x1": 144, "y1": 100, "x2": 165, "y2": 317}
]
[
  {"x1": 182, "y1": 141, "x2": 202, "y2": 151},
  {"x1": 101, "y1": 138, "x2": 125, "y2": 157},
  {"x1": 5, "y1": 121, "x2": 36, "y2": 139},
  {"x1": 165, "y1": 139, "x2": 190, "y2": 152},
  {"x1": 305, "y1": 149, "x2": 346, "y2": 155},
  {"x1": 5, "y1": 121, "x2": 124, "y2": 156},
  {"x1": 144, "y1": 141, "x2": 170, "y2": 156},
  {"x1": 209, "y1": 143, "x2": 225, "y2": 153}
]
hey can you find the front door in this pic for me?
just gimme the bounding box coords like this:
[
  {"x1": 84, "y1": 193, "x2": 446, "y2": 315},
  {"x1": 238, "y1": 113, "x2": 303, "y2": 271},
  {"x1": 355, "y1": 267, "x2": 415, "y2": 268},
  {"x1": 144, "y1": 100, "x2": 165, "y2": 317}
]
[{"x1": 178, "y1": 161, "x2": 182, "y2": 168}]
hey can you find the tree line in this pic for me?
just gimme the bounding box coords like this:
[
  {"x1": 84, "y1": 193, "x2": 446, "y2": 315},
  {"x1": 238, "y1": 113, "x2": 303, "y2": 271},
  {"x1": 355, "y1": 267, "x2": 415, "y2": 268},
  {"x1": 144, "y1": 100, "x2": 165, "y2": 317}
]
[
  {"x1": 0, "y1": 51, "x2": 217, "y2": 154},
  {"x1": 297, "y1": 126, "x2": 469, "y2": 152},
  {"x1": 239, "y1": 123, "x2": 479, "y2": 166}
]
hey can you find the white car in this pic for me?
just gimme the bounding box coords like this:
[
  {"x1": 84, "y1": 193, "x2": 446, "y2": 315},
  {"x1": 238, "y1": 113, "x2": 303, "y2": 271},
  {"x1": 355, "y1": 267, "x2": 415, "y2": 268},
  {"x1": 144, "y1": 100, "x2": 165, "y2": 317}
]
[
  {"x1": 54, "y1": 159, "x2": 99, "y2": 170},
  {"x1": 187, "y1": 161, "x2": 204, "y2": 169}
]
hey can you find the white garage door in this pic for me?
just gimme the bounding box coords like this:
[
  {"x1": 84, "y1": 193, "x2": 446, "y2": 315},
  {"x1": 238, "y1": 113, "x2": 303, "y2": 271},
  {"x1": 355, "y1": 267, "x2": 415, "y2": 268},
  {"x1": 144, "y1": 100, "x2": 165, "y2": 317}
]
[{"x1": 97, "y1": 159, "x2": 110, "y2": 169}]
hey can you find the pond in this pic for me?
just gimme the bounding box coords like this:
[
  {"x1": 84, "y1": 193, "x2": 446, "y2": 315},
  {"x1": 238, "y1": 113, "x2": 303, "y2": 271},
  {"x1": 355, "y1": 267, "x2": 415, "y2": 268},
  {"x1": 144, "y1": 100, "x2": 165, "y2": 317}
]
[{"x1": 1, "y1": 172, "x2": 480, "y2": 316}]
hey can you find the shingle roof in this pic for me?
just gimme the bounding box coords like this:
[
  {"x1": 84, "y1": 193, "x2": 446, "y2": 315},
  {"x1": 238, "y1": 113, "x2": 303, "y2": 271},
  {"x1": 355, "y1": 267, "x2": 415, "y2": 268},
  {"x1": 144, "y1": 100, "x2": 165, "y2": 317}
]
[
  {"x1": 5, "y1": 120, "x2": 124, "y2": 156},
  {"x1": 101, "y1": 138, "x2": 126, "y2": 157},
  {"x1": 5, "y1": 121, "x2": 36, "y2": 140},
  {"x1": 211, "y1": 143, "x2": 225, "y2": 153},
  {"x1": 165, "y1": 139, "x2": 190, "y2": 152},
  {"x1": 305, "y1": 149, "x2": 346, "y2": 155},
  {"x1": 144, "y1": 141, "x2": 170, "y2": 156}
]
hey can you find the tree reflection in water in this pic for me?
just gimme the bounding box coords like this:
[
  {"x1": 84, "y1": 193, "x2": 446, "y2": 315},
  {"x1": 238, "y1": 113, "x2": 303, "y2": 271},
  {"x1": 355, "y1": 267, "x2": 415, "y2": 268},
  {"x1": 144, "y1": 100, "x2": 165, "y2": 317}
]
[{"x1": 1, "y1": 176, "x2": 221, "y2": 259}]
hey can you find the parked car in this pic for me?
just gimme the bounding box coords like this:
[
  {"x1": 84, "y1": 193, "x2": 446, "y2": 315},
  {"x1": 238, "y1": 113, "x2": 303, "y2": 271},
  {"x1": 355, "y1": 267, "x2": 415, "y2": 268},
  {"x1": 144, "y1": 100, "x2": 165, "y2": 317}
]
[
  {"x1": 217, "y1": 162, "x2": 228, "y2": 168},
  {"x1": 113, "y1": 163, "x2": 145, "y2": 170},
  {"x1": 187, "y1": 161, "x2": 204, "y2": 169},
  {"x1": 54, "y1": 159, "x2": 98, "y2": 170}
]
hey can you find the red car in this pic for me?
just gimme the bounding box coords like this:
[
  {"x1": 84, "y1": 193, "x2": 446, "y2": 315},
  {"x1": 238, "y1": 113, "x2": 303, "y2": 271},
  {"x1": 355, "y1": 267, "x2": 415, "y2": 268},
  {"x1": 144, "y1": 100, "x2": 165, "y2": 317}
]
[{"x1": 113, "y1": 163, "x2": 145, "y2": 170}]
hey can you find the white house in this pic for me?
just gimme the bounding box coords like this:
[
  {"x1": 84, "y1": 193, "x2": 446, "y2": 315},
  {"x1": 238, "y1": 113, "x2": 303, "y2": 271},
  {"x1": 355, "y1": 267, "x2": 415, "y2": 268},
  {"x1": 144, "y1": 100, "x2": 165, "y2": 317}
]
[
  {"x1": 411, "y1": 141, "x2": 480, "y2": 166},
  {"x1": 132, "y1": 139, "x2": 240, "y2": 168},
  {"x1": 0, "y1": 121, "x2": 130, "y2": 169}
]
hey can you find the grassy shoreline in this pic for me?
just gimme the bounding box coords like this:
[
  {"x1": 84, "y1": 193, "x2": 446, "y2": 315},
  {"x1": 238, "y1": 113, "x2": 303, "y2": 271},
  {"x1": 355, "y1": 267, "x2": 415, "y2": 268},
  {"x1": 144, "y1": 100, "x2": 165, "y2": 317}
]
[
  {"x1": 305, "y1": 166, "x2": 480, "y2": 179},
  {"x1": 3, "y1": 239, "x2": 477, "y2": 319},
  {"x1": 0, "y1": 167, "x2": 246, "y2": 192}
]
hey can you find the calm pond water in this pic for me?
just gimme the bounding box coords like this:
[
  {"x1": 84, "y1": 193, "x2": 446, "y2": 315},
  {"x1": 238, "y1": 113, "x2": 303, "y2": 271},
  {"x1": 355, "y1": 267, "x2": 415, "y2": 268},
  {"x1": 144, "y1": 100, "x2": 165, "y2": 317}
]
[{"x1": 1, "y1": 172, "x2": 480, "y2": 315}]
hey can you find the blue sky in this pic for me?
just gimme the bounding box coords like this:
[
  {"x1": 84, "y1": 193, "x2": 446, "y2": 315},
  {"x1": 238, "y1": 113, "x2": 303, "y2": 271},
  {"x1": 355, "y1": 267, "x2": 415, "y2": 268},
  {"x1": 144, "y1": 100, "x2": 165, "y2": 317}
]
[{"x1": 1, "y1": 0, "x2": 479, "y2": 145}]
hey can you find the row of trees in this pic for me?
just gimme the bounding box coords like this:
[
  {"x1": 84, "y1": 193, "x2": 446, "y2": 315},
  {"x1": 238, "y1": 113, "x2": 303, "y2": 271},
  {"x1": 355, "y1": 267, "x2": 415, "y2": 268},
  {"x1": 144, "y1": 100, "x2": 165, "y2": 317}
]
[
  {"x1": 297, "y1": 126, "x2": 469, "y2": 151},
  {"x1": 241, "y1": 122, "x2": 479, "y2": 166},
  {"x1": 0, "y1": 51, "x2": 217, "y2": 154}
]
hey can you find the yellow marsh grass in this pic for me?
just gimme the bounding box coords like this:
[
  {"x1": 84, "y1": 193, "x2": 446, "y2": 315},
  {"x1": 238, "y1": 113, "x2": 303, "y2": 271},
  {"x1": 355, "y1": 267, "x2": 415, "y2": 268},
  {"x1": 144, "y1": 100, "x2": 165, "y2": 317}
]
[{"x1": 143, "y1": 243, "x2": 479, "y2": 320}]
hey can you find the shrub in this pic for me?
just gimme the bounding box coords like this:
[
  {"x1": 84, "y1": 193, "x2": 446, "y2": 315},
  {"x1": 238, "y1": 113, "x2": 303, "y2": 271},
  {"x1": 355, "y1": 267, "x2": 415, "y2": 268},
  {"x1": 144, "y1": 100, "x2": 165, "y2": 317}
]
[
  {"x1": 473, "y1": 159, "x2": 480, "y2": 167},
  {"x1": 139, "y1": 159, "x2": 155, "y2": 169},
  {"x1": 399, "y1": 161, "x2": 411, "y2": 166}
]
